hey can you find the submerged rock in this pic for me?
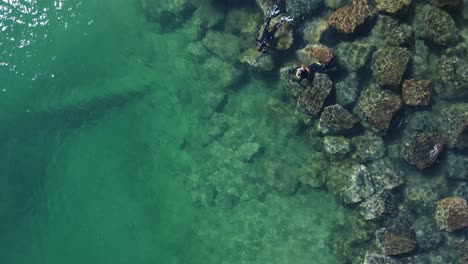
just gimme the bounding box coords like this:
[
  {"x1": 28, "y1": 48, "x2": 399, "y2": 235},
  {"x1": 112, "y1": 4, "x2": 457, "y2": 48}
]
[
  {"x1": 236, "y1": 142, "x2": 262, "y2": 162},
  {"x1": 296, "y1": 44, "x2": 334, "y2": 66},
  {"x1": 258, "y1": 15, "x2": 294, "y2": 51},
  {"x1": 412, "y1": 216, "x2": 443, "y2": 251},
  {"x1": 328, "y1": 0, "x2": 374, "y2": 33},
  {"x1": 443, "y1": 152, "x2": 468, "y2": 180},
  {"x1": 359, "y1": 190, "x2": 395, "y2": 220},
  {"x1": 376, "y1": 0, "x2": 411, "y2": 13},
  {"x1": 368, "y1": 158, "x2": 404, "y2": 191},
  {"x1": 323, "y1": 135, "x2": 351, "y2": 160},
  {"x1": 141, "y1": 0, "x2": 194, "y2": 25},
  {"x1": 301, "y1": 17, "x2": 329, "y2": 44},
  {"x1": 185, "y1": 41, "x2": 210, "y2": 62},
  {"x1": 438, "y1": 103, "x2": 468, "y2": 149},
  {"x1": 336, "y1": 41, "x2": 375, "y2": 73},
  {"x1": 200, "y1": 56, "x2": 243, "y2": 90},
  {"x1": 286, "y1": 0, "x2": 322, "y2": 18},
  {"x1": 439, "y1": 43, "x2": 468, "y2": 99},
  {"x1": 371, "y1": 46, "x2": 411, "y2": 89},
  {"x1": 335, "y1": 73, "x2": 359, "y2": 108},
  {"x1": 431, "y1": 0, "x2": 461, "y2": 8},
  {"x1": 376, "y1": 226, "x2": 417, "y2": 256},
  {"x1": 414, "y1": 4, "x2": 459, "y2": 47},
  {"x1": 355, "y1": 87, "x2": 402, "y2": 135},
  {"x1": 325, "y1": 0, "x2": 352, "y2": 9},
  {"x1": 297, "y1": 73, "x2": 333, "y2": 116},
  {"x1": 371, "y1": 15, "x2": 413, "y2": 47},
  {"x1": 435, "y1": 196, "x2": 468, "y2": 232},
  {"x1": 327, "y1": 162, "x2": 374, "y2": 204},
  {"x1": 413, "y1": 40, "x2": 440, "y2": 81},
  {"x1": 363, "y1": 253, "x2": 399, "y2": 264},
  {"x1": 280, "y1": 65, "x2": 307, "y2": 98},
  {"x1": 239, "y1": 48, "x2": 274, "y2": 72},
  {"x1": 202, "y1": 30, "x2": 241, "y2": 62},
  {"x1": 318, "y1": 104, "x2": 358, "y2": 134},
  {"x1": 402, "y1": 80, "x2": 432, "y2": 106},
  {"x1": 351, "y1": 132, "x2": 386, "y2": 162},
  {"x1": 404, "y1": 132, "x2": 445, "y2": 170}
]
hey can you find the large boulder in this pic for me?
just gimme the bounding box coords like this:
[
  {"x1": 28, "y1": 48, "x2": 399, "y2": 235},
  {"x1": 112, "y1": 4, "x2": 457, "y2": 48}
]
[
  {"x1": 431, "y1": 0, "x2": 461, "y2": 8},
  {"x1": 370, "y1": 15, "x2": 413, "y2": 47},
  {"x1": 435, "y1": 196, "x2": 468, "y2": 232},
  {"x1": 202, "y1": 30, "x2": 241, "y2": 62},
  {"x1": 327, "y1": 162, "x2": 375, "y2": 204},
  {"x1": 296, "y1": 44, "x2": 334, "y2": 66},
  {"x1": 402, "y1": 80, "x2": 432, "y2": 106},
  {"x1": 376, "y1": 226, "x2": 417, "y2": 256},
  {"x1": 375, "y1": 0, "x2": 411, "y2": 13},
  {"x1": 368, "y1": 158, "x2": 404, "y2": 191},
  {"x1": 328, "y1": 0, "x2": 374, "y2": 33},
  {"x1": 280, "y1": 65, "x2": 307, "y2": 98},
  {"x1": 438, "y1": 43, "x2": 468, "y2": 99},
  {"x1": 318, "y1": 104, "x2": 358, "y2": 134},
  {"x1": 300, "y1": 17, "x2": 330, "y2": 44},
  {"x1": 404, "y1": 132, "x2": 445, "y2": 170},
  {"x1": 359, "y1": 190, "x2": 395, "y2": 220},
  {"x1": 297, "y1": 73, "x2": 333, "y2": 116},
  {"x1": 286, "y1": 0, "x2": 322, "y2": 18},
  {"x1": 355, "y1": 87, "x2": 402, "y2": 135},
  {"x1": 323, "y1": 135, "x2": 351, "y2": 160},
  {"x1": 257, "y1": 15, "x2": 294, "y2": 51},
  {"x1": 371, "y1": 46, "x2": 411, "y2": 89},
  {"x1": 335, "y1": 73, "x2": 360, "y2": 108},
  {"x1": 199, "y1": 56, "x2": 243, "y2": 90},
  {"x1": 443, "y1": 152, "x2": 468, "y2": 180},
  {"x1": 239, "y1": 48, "x2": 274, "y2": 72},
  {"x1": 141, "y1": 0, "x2": 194, "y2": 25},
  {"x1": 351, "y1": 132, "x2": 386, "y2": 163},
  {"x1": 414, "y1": 4, "x2": 459, "y2": 47},
  {"x1": 336, "y1": 41, "x2": 375, "y2": 73}
]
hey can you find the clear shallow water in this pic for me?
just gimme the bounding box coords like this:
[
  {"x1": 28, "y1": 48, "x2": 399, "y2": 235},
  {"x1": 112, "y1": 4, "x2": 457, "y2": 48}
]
[{"x1": 0, "y1": 0, "x2": 347, "y2": 263}]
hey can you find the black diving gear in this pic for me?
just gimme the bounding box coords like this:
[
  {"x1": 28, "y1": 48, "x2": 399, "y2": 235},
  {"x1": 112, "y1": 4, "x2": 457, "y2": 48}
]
[{"x1": 256, "y1": 4, "x2": 293, "y2": 53}]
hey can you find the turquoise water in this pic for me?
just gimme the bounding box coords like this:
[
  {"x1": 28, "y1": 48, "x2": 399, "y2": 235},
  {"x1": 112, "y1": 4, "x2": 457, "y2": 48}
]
[{"x1": 0, "y1": 1, "x2": 347, "y2": 263}]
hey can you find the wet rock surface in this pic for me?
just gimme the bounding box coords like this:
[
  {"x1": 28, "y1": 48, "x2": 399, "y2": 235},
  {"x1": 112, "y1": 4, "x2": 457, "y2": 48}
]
[
  {"x1": 402, "y1": 80, "x2": 432, "y2": 106},
  {"x1": 327, "y1": 162, "x2": 374, "y2": 204},
  {"x1": 323, "y1": 135, "x2": 351, "y2": 160},
  {"x1": 318, "y1": 104, "x2": 358, "y2": 134},
  {"x1": 239, "y1": 48, "x2": 274, "y2": 72},
  {"x1": 355, "y1": 87, "x2": 402, "y2": 135},
  {"x1": 435, "y1": 196, "x2": 468, "y2": 232},
  {"x1": 371, "y1": 15, "x2": 413, "y2": 47},
  {"x1": 371, "y1": 47, "x2": 411, "y2": 89},
  {"x1": 335, "y1": 73, "x2": 359, "y2": 108},
  {"x1": 336, "y1": 41, "x2": 375, "y2": 73},
  {"x1": 328, "y1": 0, "x2": 374, "y2": 33},
  {"x1": 377, "y1": 226, "x2": 417, "y2": 256},
  {"x1": 376, "y1": 0, "x2": 411, "y2": 14},
  {"x1": 414, "y1": 4, "x2": 459, "y2": 47},
  {"x1": 296, "y1": 44, "x2": 334, "y2": 66},
  {"x1": 351, "y1": 132, "x2": 386, "y2": 162},
  {"x1": 404, "y1": 132, "x2": 445, "y2": 170},
  {"x1": 297, "y1": 73, "x2": 333, "y2": 116}
]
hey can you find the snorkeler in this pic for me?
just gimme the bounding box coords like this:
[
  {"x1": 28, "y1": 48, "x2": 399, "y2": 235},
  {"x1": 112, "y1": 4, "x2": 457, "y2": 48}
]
[
  {"x1": 256, "y1": 2, "x2": 293, "y2": 53},
  {"x1": 293, "y1": 58, "x2": 337, "y2": 83}
]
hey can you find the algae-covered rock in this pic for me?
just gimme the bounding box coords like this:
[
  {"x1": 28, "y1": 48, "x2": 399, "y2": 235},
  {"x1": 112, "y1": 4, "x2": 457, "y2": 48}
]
[
  {"x1": 255, "y1": 0, "x2": 276, "y2": 14},
  {"x1": 202, "y1": 30, "x2": 241, "y2": 62},
  {"x1": 300, "y1": 17, "x2": 330, "y2": 44},
  {"x1": 355, "y1": 87, "x2": 402, "y2": 135},
  {"x1": 336, "y1": 41, "x2": 375, "y2": 73},
  {"x1": 335, "y1": 73, "x2": 359, "y2": 108},
  {"x1": 402, "y1": 80, "x2": 432, "y2": 106},
  {"x1": 371, "y1": 15, "x2": 413, "y2": 47},
  {"x1": 323, "y1": 135, "x2": 351, "y2": 160},
  {"x1": 437, "y1": 103, "x2": 468, "y2": 149},
  {"x1": 239, "y1": 48, "x2": 274, "y2": 72},
  {"x1": 376, "y1": 226, "x2": 417, "y2": 256},
  {"x1": 368, "y1": 158, "x2": 404, "y2": 191},
  {"x1": 414, "y1": 4, "x2": 459, "y2": 47},
  {"x1": 297, "y1": 73, "x2": 333, "y2": 116},
  {"x1": 443, "y1": 152, "x2": 468, "y2": 180},
  {"x1": 318, "y1": 104, "x2": 358, "y2": 134},
  {"x1": 296, "y1": 44, "x2": 334, "y2": 66},
  {"x1": 185, "y1": 41, "x2": 210, "y2": 62},
  {"x1": 435, "y1": 196, "x2": 468, "y2": 232},
  {"x1": 328, "y1": 0, "x2": 374, "y2": 33},
  {"x1": 286, "y1": 0, "x2": 322, "y2": 18},
  {"x1": 299, "y1": 152, "x2": 329, "y2": 188},
  {"x1": 412, "y1": 216, "x2": 443, "y2": 251},
  {"x1": 265, "y1": 161, "x2": 300, "y2": 195},
  {"x1": 363, "y1": 253, "x2": 399, "y2": 264},
  {"x1": 200, "y1": 56, "x2": 243, "y2": 90},
  {"x1": 439, "y1": 43, "x2": 468, "y2": 99},
  {"x1": 351, "y1": 132, "x2": 386, "y2": 162},
  {"x1": 359, "y1": 190, "x2": 395, "y2": 220},
  {"x1": 192, "y1": 2, "x2": 224, "y2": 29},
  {"x1": 431, "y1": 0, "x2": 461, "y2": 8},
  {"x1": 236, "y1": 142, "x2": 263, "y2": 162},
  {"x1": 413, "y1": 40, "x2": 440, "y2": 81},
  {"x1": 327, "y1": 162, "x2": 374, "y2": 204},
  {"x1": 141, "y1": 0, "x2": 194, "y2": 24},
  {"x1": 326, "y1": 0, "x2": 352, "y2": 9},
  {"x1": 225, "y1": 8, "x2": 262, "y2": 36},
  {"x1": 371, "y1": 46, "x2": 411, "y2": 89},
  {"x1": 376, "y1": 0, "x2": 411, "y2": 14},
  {"x1": 404, "y1": 132, "x2": 445, "y2": 170}
]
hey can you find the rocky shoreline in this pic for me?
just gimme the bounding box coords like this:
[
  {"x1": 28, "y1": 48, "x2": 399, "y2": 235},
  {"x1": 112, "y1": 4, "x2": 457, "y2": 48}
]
[{"x1": 141, "y1": 0, "x2": 468, "y2": 263}]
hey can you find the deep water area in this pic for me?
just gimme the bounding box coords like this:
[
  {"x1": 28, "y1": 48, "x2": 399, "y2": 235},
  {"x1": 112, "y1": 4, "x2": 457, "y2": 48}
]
[{"x1": 1, "y1": 0, "x2": 468, "y2": 263}]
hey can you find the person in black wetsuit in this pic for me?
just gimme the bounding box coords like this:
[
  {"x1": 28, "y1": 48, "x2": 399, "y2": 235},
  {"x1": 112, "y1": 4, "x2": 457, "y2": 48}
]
[
  {"x1": 256, "y1": 3, "x2": 293, "y2": 53},
  {"x1": 293, "y1": 58, "x2": 337, "y2": 83}
]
